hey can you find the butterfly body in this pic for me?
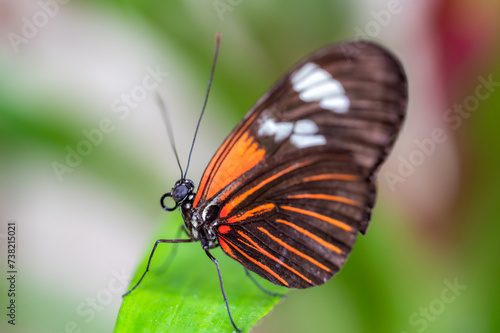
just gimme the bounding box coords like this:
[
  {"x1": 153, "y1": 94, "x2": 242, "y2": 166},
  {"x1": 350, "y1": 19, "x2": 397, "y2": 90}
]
[{"x1": 180, "y1": 192, "x2": 220, "y2": 250}]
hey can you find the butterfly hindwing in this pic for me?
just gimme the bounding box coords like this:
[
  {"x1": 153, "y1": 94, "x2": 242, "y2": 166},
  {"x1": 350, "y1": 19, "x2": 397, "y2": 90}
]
[
  {"x1": 215, "y1": 147, "x2": 369, "y2": 288},
  {"x1": 193, "y1": 41, "x2": 408, "y2": 288}
]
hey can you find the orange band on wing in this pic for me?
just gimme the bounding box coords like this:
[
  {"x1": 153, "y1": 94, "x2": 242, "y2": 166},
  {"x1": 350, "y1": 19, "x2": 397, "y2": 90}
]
[
  {"x1": 222, "y1": 236, "x2": 288, "y2": 286},
  {"x1": 287, "y1": 194, "x2": 358, "y2": 206},
  {"x1": 225, "y1": 203, "x2": 275, "y2": 224},
  {"x1": 218, "y1": 237, "x2": 240, "y2": 262},
  {"x1": 282, "y1": 205, "x2": 353, "y2": 232},
  {"x1": 220, "y1": 161, "x2": 313, "y2": 218},
  {"x1": 258, "y1": 227, "x2": 331, "y2": 272},
  {"x1": 194, "y1": 112, "x2": 261, "y2": 207},
  {"x1": 237, "y1": 231, "x2": 312, "y2": 284},
  {"x1": 290, "y1": 174, "x2": 359, "y2": 187},
  {"x1": 276, "y1": 219, "x2": 342, "y2": 254}
]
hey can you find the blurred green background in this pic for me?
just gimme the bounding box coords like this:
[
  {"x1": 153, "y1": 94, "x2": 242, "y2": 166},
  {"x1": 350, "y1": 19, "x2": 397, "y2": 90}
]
[{"x1": 1, "y1": 0, "x2": 500, "y2": 332}]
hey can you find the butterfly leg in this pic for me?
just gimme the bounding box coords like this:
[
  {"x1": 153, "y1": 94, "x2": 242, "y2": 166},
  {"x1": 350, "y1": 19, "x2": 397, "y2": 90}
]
[
  {"x1": 205, "y1": 249, "x2": 242, "y2": 333},
  {"x1": 123, "y1": 238, "x2": 193, "y2": 297},
  {"x1": 155, "y1": 226, "x2": 186, "y2": 275},
  {"x1": 244, "y1": 268, "x2": 285, "y2": 297}
]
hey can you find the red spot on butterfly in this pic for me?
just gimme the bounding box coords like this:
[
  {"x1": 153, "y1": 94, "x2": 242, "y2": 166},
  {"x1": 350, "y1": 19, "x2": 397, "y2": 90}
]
[{"x1": 218, "y1": 225, "x2": 231, "y2": 234}]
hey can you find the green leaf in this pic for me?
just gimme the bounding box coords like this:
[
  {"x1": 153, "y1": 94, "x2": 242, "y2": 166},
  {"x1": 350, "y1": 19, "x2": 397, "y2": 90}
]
[{"x1": 114, "y1": 215, "x2": 284, "y2": 333}]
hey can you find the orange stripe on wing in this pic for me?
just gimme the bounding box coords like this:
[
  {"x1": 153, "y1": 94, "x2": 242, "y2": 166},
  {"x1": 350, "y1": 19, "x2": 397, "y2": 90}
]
[
  {"x1": 282, "y1": 205, "x2": 353, "y2": 232},
  {"x1": 258, "y1": 227, "x2": 331, "y2": 272},
  {"x1": 237, "y1": 231, "x2": 312, "y2": 284},
  {"x1": 218, "y1": 237, "x2": 240, "y2": 262},
  {"x1": 276, "y1": 219, "x2": 342, "y2": 254},
  {"x1": 289, "y1": 174, "x2": 359, "y2": 187},
  {"x1": 226, "y1": 203, "x2": 275, "y2": 224},
  {"x1": 287, "y1": 194, "x2": 359, "y2": 206},
  {"x1": 220, "y1": 161, "x2": 313, "y2": 218},
  {"x1": 221, "y1": 236, "x2": 288, "y2": 286},
  {"x1": 194, "y1": 113, "x2": 261, "y2": 207},
  {"x1": 210, "y1": 131, "x2": 266, "y2": 201}
]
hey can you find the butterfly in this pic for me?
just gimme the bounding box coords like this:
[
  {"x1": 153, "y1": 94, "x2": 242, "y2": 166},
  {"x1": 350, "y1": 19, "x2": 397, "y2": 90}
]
[{"x1": 124, "y1": 37, "x2": 408, "y2": 332}]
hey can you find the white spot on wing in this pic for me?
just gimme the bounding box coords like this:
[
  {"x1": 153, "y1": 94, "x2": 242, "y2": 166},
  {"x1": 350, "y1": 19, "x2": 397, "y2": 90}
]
[
  {"x1": 294, "y1": 119, "x2": 318, "y2": 134},
  {"x1": 299, "y1": 80, "x2": 344, "y2": 100},
  {"x1": 320, "y1": 96, "x2": 350, "y2": 113},
  {"x1": 292, "y1": 62, "x2": 316, "y2": 83},
  {"x1": 290, "y1": 134, "x2": 326, "y2": 148},
  {"x1": 293, "y1": 70, "x2": 330, "y2": 91},
  {"x1": 258, "y1": 118, "x2": 294, "y2": 141},
  {"x1": 291, "y1": 62, "x2": 350, "y2": 113},
  {"x1": 258, "y1": 118, "x2": 326, "y2": 149}
]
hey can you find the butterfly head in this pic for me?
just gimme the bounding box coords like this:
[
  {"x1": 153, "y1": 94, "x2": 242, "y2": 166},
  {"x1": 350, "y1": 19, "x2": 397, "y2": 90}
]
[
  {"x1": 172, "y1": 179, "x2": 195, "y2": 202},
  {"x1": 161, "y1": 179, "x2": 195, "y2": 211}
]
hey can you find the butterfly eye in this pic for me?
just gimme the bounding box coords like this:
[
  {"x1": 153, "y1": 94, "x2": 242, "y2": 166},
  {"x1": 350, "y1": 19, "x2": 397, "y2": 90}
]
[{"x1": 172, "y1": 184, "x2": 189, "y2": 202}]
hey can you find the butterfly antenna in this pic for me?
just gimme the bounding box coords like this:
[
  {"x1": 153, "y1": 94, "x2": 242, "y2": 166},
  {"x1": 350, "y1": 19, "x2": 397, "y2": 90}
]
[
  {"x1": 155, "y1": 92, "x2": 184, "y2": 179},
  {"x1": 184, "y1": 32, "x2": 221, "y2": 178}
]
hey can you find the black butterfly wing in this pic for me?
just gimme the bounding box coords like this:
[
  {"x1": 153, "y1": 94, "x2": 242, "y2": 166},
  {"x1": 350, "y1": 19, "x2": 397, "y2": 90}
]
[{"x1": 194, "y1": 41, "x2": 408, "y2": 288}]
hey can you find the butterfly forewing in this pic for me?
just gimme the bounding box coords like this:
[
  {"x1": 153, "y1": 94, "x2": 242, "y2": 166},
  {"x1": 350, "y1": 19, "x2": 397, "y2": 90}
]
[{"x1": 194, "y1": 41, "x2": 407, "y2": 289}]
